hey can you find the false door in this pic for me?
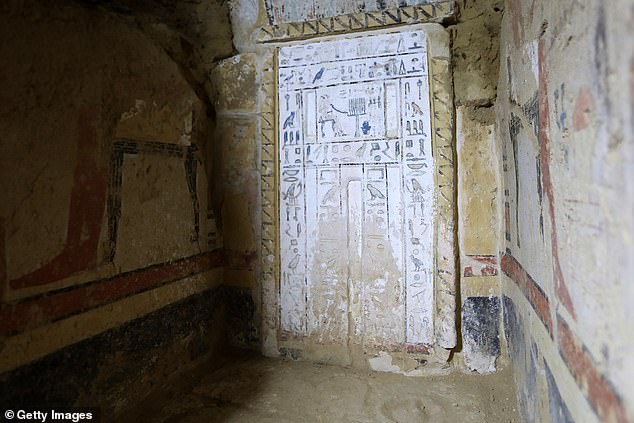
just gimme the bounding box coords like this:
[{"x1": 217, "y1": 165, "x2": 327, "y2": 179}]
[{"x1": 277, "y1": 28, "x2": 437, "y2": 352}]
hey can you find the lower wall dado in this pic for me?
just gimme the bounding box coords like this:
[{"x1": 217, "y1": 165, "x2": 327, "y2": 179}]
[
  {"x1": 502, "y1": 253, "x2": 630, "y2": 423},
  {"x1": 0, "y1": 252, "x2": 224, "y2": 339},
  {"x1": 0, "y1": 267, "x2": 266, "y2": 419},
  {"x1": 0, "y1": 285, "x2": 225, "y2": 417}
]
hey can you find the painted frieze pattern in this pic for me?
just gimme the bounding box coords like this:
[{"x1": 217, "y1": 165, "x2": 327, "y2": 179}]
[
  {"x1": 264, "y1": 0, "x2": 448, "y2": 26},
  {"x1": 257, "y1": 1, "x2": 456, "y2": 42}
]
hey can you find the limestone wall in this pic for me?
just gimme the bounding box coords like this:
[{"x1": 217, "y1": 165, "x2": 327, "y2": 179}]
[
  {"x1": 497, "y1": 0, "x2": 634, "y2": 421},
  {"x1": 224, "y1": 0, "x2": 496, "y2": 372},
  {"x1": 0, "y1": 0, "x2": 227, "y2": 416},
  {"x1": 209, "y1": 54, "x2": 261, "y2": 348},
  {"x1": 451, "y1": 0, "x2": 504, "y2": 374}
]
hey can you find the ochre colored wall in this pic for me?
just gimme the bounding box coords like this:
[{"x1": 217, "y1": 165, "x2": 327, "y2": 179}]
[
  {"x1": 452, "y1": 0, "x2": 504, "y2": 374},
  {"x1": 0, "y1": 0, "x2": 226, "y2": 416},
  {"x1": 209, "y1": 54, "x2": 261, "y2": 348},
  {"x1": 497, "y1": 0, "x2": 634, "y2": 422}
]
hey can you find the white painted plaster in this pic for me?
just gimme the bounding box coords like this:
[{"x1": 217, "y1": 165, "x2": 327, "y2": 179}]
[{"x1": 278, "y1": 29, "x2": 435, "y2": 348}]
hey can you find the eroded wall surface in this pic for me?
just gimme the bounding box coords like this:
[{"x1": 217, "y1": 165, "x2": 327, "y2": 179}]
[
  {"x1": 79, "y1": 0, "x2": 235, "y2": 101},
  {"x1": 497, "y1": 0, "x2": 634, "y2": 421},
  {"x1": 452, "y1": 0, "x2": 504, "y2": 374},
  {"x1": 0, "y1": 0, "x2": 226, "y2": 415},
  {"x1": 210, "y1": 54, "x2": 261, "y2": 348}
]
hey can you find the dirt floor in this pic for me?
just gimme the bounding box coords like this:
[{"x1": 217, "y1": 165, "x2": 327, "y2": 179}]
[{"x1": 122, "y1": 351, "x2": 522, "y2": 423}]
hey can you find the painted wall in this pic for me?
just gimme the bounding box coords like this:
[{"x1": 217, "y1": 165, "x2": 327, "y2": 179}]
[
  {"x1": 497, "y1": 0, "x2": 634, "y2": 421},
  {"x1": 225, "y1": 0, "x2": 461, "y2": 370},
  {"x1": 452, "y1": 0, "x2": 504, "y2": 374},
  {"x1": 0, "y1": 0, "x2": 227, "y2": 416},
  {"x1": 224, "y1": 0, "x2": 509, "y2": 373},
  {"x1": 276, "y1": 29, "x2": 437, "y2": 361}
]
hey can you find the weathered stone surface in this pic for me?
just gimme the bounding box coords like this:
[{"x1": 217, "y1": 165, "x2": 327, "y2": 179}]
[
  {"x1": 218, "y1": 116, "x2": 259, "y2": 193},
  {"x1": 452, "y1": 0, "x2": 503, "y2": 106},
  {"x1": 222, "y1": 193, "x2": 257, "y2": 268},
  {"x1": 113, "y1": 98, "x2": 198, "y2": 146},
  {"x1": 462, "y1": 296, "x2": 500, "y2": 374},
  {"x1": 211, "y1": 58, "x2": 259, "y2": 283},
  {"x1": 257, "y1": 24, "x2": 456, "y2": 370},
  {"x1": 447, "y1": 0, "x2": 504, "y2": 375},
  {"x1": 79, "y1": 0, "x2": 235, "y2": 96},
  {"x1": 255, "y1": 2, "x2": 457, "y2": 43},
  {"x1": 427, "y1": 26, "x2": 457, "y2": 350},
  {"x1": 224, "y1": 285, "x2": 260, "y2": 348},
  {"x1": 457, "y1": 107, "x2": 498, "y2": 256},
  {"x1": 124, "y1": 352, "x2": 522, "y2": 422},
  {"x1": 210, "y1": 54, "x2": 258, "y2": 112},
  {"x1": 0, "y1": 0, "x2": 215, "y2": 292},
  {"x1": 0, "y1": 0, "x2": 225, "y2": 409},
  {"x1": 263, "y1": 0, "x2": 449, "y2": 25},
  {"x1": 4, "y1": 0, "x2": 633, "y2": 421},
  {"x1": 116, "y1": 154, "x2": 201, "y2": 271}
]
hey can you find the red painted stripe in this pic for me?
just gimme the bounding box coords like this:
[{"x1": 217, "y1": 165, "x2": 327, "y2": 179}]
[
  {"x1": 10, "y1": 108, "x2": 108, "y2": 290},
  {"x1": 466, "y1": 255, "x2": 498, "y2": 265},
  {"x1": 503, "y1": 252, "x2": 631, "y2": 422},
  {"x1": 463, "y1": 266, "x2": 499, "y2": 278},
  {"x1": 406, "y1": 344, "x2": 431, "y2": 355},
  {"x1": 0, "y1": 250, "x2": 224, "y2": 336},
  {"x1": 462, "y1": 255, "x2": 499, "y2": 277},
  {"x1": 501, "y1": 253, "x2": 553, "y2": 336},
  {"x1": 537, "y1": 39, "x2": 576, "y2": 318},
  {"x1": 557, "y1": 316, "x2": 631, "y2": 423}
]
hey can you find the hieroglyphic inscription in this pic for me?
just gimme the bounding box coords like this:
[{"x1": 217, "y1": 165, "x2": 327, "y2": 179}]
[{"x1": 278, "y1": 29, "x2": 435, "y2": 346}]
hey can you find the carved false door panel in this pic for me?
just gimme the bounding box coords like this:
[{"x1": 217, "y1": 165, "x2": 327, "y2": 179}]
[{"x1": 278, "y1": 29, "x2": 435, "y2": 350}]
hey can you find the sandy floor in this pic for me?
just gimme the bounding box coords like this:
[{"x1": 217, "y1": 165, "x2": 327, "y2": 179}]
[{"x1": 123, "y1": 351, "x2": 522, "y2": 423}]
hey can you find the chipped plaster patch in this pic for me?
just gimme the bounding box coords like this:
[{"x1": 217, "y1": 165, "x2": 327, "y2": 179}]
[{"x1": 120, "y1": 99, "x2": 147, "y2": 121}]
